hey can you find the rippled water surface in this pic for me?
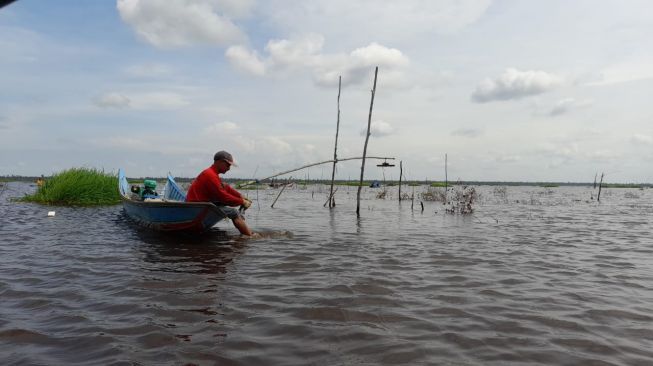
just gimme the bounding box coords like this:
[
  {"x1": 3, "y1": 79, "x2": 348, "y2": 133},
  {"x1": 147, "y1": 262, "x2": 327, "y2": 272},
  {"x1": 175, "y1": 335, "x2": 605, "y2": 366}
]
[{"x1": 1, "y1": 182, "x2": 653, "y2": 365}]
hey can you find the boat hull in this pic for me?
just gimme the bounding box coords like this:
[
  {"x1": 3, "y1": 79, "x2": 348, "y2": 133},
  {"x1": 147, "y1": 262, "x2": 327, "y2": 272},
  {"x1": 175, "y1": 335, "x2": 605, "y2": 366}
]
[
  {"x1": 118, "y1": 169, "x2": 226, "y2": 232},
  {"x1": 121, "y1": 198, "x2": 226, "y2": 232}
]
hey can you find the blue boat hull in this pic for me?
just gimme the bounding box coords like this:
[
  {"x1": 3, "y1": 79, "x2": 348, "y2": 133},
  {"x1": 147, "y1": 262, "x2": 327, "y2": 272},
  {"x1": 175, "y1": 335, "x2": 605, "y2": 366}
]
[{"x1": 118, "y1": 169, "x2": 226, "y2": 232}]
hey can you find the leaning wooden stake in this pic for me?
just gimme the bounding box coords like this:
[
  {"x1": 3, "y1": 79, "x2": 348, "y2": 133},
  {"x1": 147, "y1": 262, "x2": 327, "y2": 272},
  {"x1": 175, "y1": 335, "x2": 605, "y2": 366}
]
[
  {"x1": 411, "y1": 186, "x2": 415, "y2": 210},
  {"x1": 328, "y1": 76, "x2": 342, "y2": 208},
  {"x1": 271, "y1": 176, "x2": 292, "y2": 208},
  {"x1": 398, "y1": 160, "x2": 403, "y2": 201},
  {"x1": 593, "y1": 172, "x2": 597, "y2": 189},
  {"x1": 444, "y1": 153, "x2": 448, "y2": 205},
  {"x1": 357, "y1": 66, "x2": 379, "y2": 216},
  {"x1": 323, "y1": 187, "x2": 339, "y2": 207},
  {"x1": 597, "y1": 172, "x2": 604, "y2": 202}
]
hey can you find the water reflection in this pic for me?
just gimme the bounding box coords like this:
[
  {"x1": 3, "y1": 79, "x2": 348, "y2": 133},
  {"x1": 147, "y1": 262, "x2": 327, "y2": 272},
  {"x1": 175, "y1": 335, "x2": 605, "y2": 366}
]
[{"x1": 131, "y1": 219, "x2": 249, "y2": 275}]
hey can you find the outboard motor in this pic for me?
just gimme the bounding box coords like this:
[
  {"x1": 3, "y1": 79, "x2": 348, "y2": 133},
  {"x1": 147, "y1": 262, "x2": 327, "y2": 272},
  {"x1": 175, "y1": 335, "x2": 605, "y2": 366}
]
[
  {"x1": 130, "y1": 180, "x2": 159, "y2": 200},
  {"x1": 141, "y1": 180, "x2": 158, "y2": 199}
]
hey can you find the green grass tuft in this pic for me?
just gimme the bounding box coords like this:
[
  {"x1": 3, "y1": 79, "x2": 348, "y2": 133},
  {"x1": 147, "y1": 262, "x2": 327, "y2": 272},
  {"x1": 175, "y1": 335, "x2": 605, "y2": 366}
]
[{"x1": 21, "y1": 167, "x2": 121, "y2": 206}]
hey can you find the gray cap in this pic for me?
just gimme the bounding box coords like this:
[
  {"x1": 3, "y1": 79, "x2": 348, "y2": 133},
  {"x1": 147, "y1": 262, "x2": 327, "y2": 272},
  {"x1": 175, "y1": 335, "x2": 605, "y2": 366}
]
[{"x1": 214, "y1": 150, "x2": 237, "y2": 167}]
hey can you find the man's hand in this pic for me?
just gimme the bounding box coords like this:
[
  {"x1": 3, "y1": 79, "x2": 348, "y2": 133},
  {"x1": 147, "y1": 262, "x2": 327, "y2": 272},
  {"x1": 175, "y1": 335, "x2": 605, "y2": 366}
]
[{"x1": 241, "y1": 198, "x2": 252, "y2": 210}]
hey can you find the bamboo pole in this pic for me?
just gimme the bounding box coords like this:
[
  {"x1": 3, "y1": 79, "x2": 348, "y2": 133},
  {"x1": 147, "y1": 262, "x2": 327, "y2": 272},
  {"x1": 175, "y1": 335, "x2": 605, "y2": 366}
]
[
  {"x1": 328, "y1": 76, "x2": 342, "y2": 208},
  {"x1": 398, "y1": 160, "x2": 403, "y2": 201},
  {"x1": 238, "y1": 156, "x2": 395, "y2": 188},
  {"x1": 357, "y1": 66, "x2": 378, "y2": 216}
]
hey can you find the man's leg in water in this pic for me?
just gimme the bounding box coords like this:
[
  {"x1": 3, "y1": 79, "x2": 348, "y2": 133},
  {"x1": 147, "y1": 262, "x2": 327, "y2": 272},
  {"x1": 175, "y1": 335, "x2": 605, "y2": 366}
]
[{"x1": 233, "y1": 216, "x2": 253, "y2": 236}]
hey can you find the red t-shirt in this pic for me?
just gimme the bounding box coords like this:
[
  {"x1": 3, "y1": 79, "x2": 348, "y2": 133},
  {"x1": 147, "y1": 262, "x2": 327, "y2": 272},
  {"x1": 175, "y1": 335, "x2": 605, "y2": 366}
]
[{"x1": 186, "y1": 166, "x2": 244, "y2": 206}]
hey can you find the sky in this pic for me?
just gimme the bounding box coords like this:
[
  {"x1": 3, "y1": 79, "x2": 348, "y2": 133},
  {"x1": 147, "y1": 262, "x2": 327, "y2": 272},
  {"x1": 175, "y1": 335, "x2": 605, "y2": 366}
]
[{"x1": 1, "y1": 0, "x2": 653, "y2": 182}]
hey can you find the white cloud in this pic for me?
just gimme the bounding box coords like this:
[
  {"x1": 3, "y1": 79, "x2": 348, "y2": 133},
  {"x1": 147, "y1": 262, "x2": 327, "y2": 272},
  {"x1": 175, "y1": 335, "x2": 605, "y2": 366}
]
[
  {"x1": 95, "y1": 93, "x2": 131, "y2": 108},
  {"x1": 226, "y1": 35, "x2": 409, "y2": 87},
  {"x1": 206, "y1": 121, "x2": 239, "y2": 133},
  {"x1": 129, "y1": 92, "x2": 189, "y2": 110},
  {"x1": 263, "y1": 0, "x2": 492, "y2": 41},
  {"x1": 95, "y1": 92, "x2": 189, "y2": 110},
  {"x1": 548, "y1": 98, "x2": 593, "y2": 117},
  {"x1": 93, "y1": 137, "x2": 146, "y2": 149},
  {"x1": 472, "y1": 68, "x2": 564, "y2": 103},
  {"x1": 225, "y1": 45, "x2": 266, "y2": 76},
  {"x1": 585, "y1": 149, "x2": 619, "y2": 162},
  {"x1": 451, "y1": 128, "x2": 483, "y2": 138},
  {"x1": 631, "y1": 134, "x2": 653, "y2": 145},
  {"x1": 212, "y1": 0, "x2": 255, "y2": 18},
  {"x1": 124, "y1": 63, "x2": 173, "y2": 78},
  {"x1": 496, "y1": 155, "x2": 521, "y2": 163},
  {"x1": 262, "y1": 136, "x2": 293, "y2": 154},
  {"x1": 361, "y1": 120, "x2": 395, "y2": 137},
  {"x1": 117, "y1": 0, "x2": 246, "y2": 48},
  {"x1": 588, "y1": 59, "x2": 653, "y2": 86}
]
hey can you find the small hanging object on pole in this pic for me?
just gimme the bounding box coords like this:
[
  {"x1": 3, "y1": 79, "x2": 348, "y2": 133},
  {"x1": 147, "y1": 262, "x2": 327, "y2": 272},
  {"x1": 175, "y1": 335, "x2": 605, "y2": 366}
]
[{"x1": 376, "y1": 159, "x2": 395, "y2": 167}]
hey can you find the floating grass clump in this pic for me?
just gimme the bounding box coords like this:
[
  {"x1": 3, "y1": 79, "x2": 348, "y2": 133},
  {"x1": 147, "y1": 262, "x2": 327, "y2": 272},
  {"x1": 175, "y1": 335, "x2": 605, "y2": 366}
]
[{"x1": 21, "y1": 167, "x2": 120, "y2": 206}]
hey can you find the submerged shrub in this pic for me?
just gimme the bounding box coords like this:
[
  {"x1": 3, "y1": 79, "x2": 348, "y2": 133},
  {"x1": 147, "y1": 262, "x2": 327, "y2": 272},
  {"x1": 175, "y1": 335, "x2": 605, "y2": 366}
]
[
  {"x1": 21, "y1": 167, "x2": 120, "y2": 206},
  {"x1": 420, "y1": 187, "x2": 446, "y2": 202},
  {"x1": 446, "y1": 186, "x2": 478, "y2": 214}
]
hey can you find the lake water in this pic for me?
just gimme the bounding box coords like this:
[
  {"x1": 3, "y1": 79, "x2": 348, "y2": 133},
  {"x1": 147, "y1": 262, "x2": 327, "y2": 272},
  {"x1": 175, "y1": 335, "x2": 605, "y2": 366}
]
[{"x1": 1, "y1": 182, "x2": 653, "y2": 365}]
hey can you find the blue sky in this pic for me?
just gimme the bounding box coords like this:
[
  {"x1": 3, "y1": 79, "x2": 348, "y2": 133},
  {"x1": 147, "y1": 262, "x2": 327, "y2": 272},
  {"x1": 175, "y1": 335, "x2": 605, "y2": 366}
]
[{"x1": 2, "y1": 0, "x2": 653, "y2": 182}]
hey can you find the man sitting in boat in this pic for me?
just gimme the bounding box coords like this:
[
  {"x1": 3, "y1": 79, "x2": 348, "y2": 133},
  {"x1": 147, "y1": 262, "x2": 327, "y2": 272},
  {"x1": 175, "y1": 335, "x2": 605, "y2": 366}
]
[{"x1": 186, "y1": 151, "x2": 254, "y2": 236}]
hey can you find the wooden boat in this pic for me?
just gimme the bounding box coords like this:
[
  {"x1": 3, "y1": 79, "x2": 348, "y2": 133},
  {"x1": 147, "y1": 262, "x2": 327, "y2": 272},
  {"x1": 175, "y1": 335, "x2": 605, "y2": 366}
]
[{"x1": 118, "y1": 169, "x2": 227, "y2": 232}]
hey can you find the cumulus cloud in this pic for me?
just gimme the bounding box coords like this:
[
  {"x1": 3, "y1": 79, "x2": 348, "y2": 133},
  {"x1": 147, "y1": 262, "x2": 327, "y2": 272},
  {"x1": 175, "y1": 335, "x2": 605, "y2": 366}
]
[
  {"x1": 129, "y1": 92, "x2": 190, "y2": 109},
  {"x1": 261, "y1": 136, "x2": 293, "y2": 154},
  {"x1": 262, "y1": 0, "x2": 491, "y2": 41},
  {"x1": 96, "y1": 91, "x2": 188, "y2": 110},
  {"x1": 95, "y1": 93, "x2": 131, "y2": 108},
  {"x1": 124, "y1": 63, "x2": 173, "y2": 78},
  {"x1": 588, "y1": 59, "x2": 653, "y2": 86},
  {"x1": 472, "y1": 68, "x2": 564, "y2": 103},
  {"x1": 361, "y1": 120, "x2": 395, "y2": 137},
  {"x1": 93, "y1": 137, "x2": 146, "y2": 149},
  {"x1": 225, "y1": 45, "x2": 266, "y2": 76},
  {"x1": 548, "y1": 98, "x2": 592, "y2": 116},
  {"x1": 117, "y1": 0, "x2": 247, "y2": 48},
  {"x1": 496, "y1": 155, "x2": 521, "y2": 163},
  {"x1": 631, "y1": 134, "x2": 653, "y2": 145},
  {"x1": 206, "y1": 121, "x2": 239, "y2": 133},
  {"x1": 451, "y1": 128, "x2": 483, "y2": 137},
  {"x1": 226, "y1": 34, "x2": 409, "y2": 86},
  {"x1": 585, "y1": 149, "x2": 619, "y2": 162}
]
